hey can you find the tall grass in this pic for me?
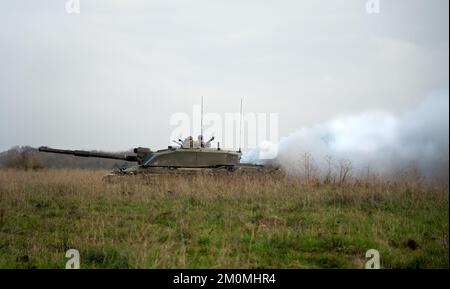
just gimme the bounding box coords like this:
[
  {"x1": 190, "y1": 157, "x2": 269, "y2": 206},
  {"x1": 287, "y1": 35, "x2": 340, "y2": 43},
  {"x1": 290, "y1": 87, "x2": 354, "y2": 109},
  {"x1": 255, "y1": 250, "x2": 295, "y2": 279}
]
[{"x1": 0, "y1": 169, "x2": 448, "y2": 268}]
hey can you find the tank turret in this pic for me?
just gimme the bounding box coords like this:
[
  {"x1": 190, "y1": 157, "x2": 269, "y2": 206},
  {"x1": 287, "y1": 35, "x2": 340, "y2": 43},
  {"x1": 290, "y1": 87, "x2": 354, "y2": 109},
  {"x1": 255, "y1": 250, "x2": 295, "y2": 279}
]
[{"x1": 38, "y1": 135, "x2": 241, "y2": 170}]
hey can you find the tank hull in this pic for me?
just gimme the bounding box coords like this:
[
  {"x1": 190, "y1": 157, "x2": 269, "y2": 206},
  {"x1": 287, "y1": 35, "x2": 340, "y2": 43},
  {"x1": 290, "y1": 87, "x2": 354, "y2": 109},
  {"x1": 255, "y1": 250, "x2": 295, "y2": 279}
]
[{"x1": 102, "y1": 163, "x2": 282, "y2": 181}]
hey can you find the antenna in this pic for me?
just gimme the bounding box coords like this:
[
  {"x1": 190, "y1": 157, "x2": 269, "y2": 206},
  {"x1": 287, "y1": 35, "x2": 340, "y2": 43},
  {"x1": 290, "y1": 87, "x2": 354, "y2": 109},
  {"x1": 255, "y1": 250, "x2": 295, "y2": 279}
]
[
  {"x1": 239, "y1": 98, "x2": 243, "y2": 153},
  {"x1": 201, "y1": 96, "x2": 204, "y2": 147}
]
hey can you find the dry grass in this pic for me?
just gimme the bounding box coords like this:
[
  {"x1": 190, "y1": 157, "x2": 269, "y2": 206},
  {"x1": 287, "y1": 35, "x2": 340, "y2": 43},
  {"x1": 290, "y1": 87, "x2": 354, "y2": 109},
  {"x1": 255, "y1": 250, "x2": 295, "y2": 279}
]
[{"x1": 0, "y1": 169, "x2": 448, "y2": 268}]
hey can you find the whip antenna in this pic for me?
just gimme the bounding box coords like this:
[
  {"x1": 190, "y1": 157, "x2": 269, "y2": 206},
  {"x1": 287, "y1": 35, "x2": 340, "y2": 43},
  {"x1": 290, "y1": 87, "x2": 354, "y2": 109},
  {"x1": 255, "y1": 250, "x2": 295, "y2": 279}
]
[
  {"x1": 239, "y1": 98, "x2": 243, "y2": 153},
  {"x1": 201, "y1": 96, "x2": 204, "y2": 147}
]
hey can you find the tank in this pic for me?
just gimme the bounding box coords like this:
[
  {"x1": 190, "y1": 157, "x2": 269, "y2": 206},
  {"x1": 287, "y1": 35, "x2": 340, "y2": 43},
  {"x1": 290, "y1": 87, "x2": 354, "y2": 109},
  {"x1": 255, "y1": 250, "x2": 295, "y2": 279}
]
[{"x1": 38, "y1": 135, "x2": 280, "y2": 177}]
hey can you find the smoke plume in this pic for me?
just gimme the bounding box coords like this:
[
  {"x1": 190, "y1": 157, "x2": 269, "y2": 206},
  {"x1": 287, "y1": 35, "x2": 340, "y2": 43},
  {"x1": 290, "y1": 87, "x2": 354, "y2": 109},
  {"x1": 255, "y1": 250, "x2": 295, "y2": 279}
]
[{"x1": 242, "y1": 93, "x2": 449, "y2": 182}]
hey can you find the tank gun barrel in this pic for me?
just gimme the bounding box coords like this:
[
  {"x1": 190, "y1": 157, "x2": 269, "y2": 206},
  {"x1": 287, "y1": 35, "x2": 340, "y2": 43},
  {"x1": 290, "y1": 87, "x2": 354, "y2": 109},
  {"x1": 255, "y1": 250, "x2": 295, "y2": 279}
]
[{"x1": 38, "y1": 146, "x2": 138, "y2": 162}]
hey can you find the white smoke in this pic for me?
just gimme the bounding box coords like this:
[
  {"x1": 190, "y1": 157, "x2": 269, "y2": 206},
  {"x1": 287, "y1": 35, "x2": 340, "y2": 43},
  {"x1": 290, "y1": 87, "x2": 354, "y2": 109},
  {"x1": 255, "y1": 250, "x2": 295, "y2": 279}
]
[{"x1": 242, "y1": 93, "x2": 449, "y2": 181}]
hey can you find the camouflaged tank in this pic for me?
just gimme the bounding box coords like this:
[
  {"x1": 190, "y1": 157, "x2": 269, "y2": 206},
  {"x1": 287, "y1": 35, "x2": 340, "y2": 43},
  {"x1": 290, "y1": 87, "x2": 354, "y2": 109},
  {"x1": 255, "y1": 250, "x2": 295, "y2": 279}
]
[{"x1": 38, "y1": 135, "x2": 280, "y2": 178}]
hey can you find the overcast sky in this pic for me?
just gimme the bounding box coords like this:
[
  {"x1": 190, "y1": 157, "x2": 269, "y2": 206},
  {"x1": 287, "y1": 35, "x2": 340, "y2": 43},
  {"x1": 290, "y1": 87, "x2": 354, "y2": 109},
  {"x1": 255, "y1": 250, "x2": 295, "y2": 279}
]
[{"x1": 0, "y1": 0, "x2": 448, "y2": 152}]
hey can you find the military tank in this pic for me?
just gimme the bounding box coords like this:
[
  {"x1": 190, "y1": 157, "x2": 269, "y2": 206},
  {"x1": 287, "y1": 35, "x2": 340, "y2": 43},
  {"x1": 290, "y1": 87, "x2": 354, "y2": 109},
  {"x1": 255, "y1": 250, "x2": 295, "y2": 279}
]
[{"x1": 38, "y1": 135, "x2": 280, "y2": 178}]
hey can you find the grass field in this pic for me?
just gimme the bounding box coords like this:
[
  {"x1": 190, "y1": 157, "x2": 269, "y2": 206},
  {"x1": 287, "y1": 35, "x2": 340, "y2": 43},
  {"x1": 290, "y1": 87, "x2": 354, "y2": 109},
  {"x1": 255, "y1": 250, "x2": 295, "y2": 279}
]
[{"x1": 0, "y1": 169, "x2": 448, "y2": 268}]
